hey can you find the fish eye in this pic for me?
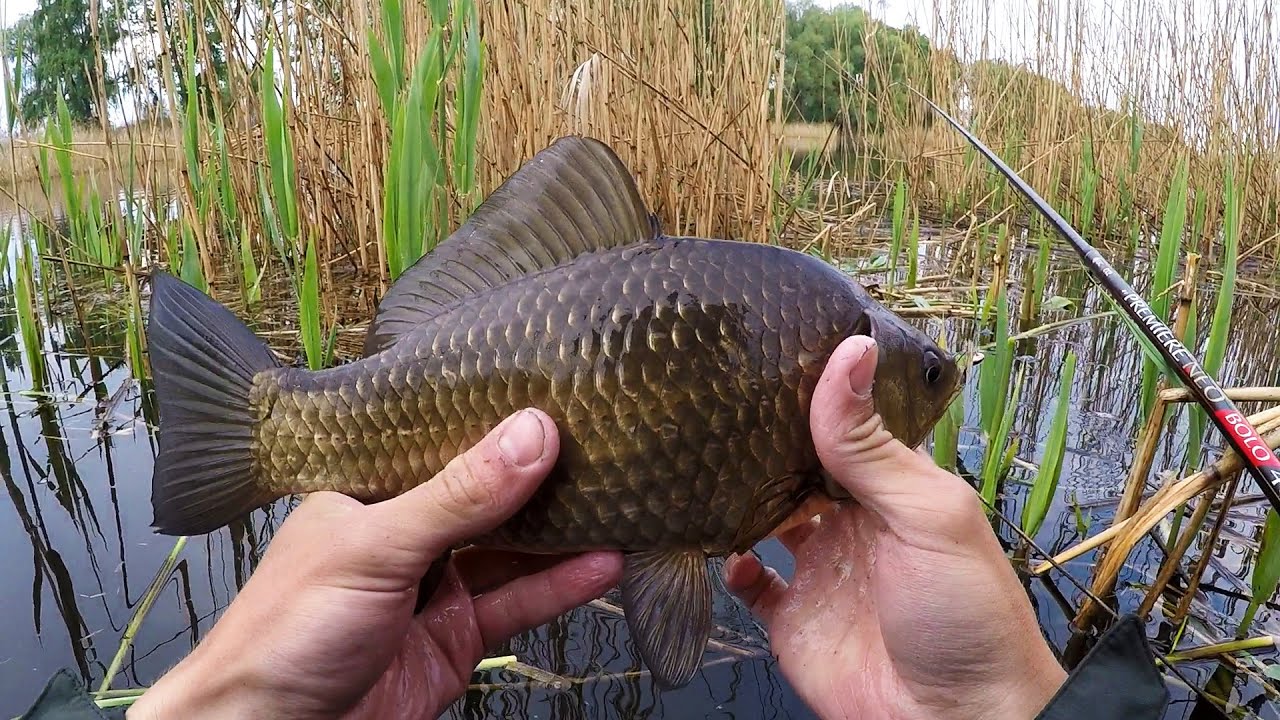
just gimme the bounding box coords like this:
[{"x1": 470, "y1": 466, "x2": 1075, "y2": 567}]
[{"x1": 924, "y1": 352, "x2": 942, "y2": 385}]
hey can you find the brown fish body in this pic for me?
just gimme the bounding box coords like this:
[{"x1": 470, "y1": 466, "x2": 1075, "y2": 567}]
[
  {"x1": 255, "y1": 237, "x2": 877, "y2": 555},
  {"x1": 145, "y1": 136, "x2": 960, "y2": 690}
]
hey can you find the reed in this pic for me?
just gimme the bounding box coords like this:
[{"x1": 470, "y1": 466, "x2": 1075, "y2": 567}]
[
  {"x1": 98, "y1": 537, "x2": 188, "y2": 694},
  {"x1": 299, "y1": 234, "x2": 333, "y2": 371},
  {"x1": 1139, "y1": 159, "x2": 1188, "y2": 421},
  {"x1": 1186, "y1": 162, "x2": 1243, "y2": 474},
  {"x1": 14, "y1": 240, "x2": 44, "y2": 390},
  {"x1": 978, "y1": 285, "x2": 1013, "y2": 439},
  {"x1": 1239, "y1": 510, "x2": 1280, "y2": 635},
  {"x1": 980, "y1": 366, "x2": 1024, "y2": 511},
  {"x1": 888, "y1": 174, "x2": 906, "y2": 288},
  {"x1": 905, "y1": 206, "x2": 919, "y2": 289},
  {"x1": 259, "y1": 42, "x2": 299, "y2": 259},
  {"x1": 1021, "y1": 351, "x2": 1076, "y2": 538},
  {"x1": 931, "y1": 326, "x2": 963, "y2": 472}
]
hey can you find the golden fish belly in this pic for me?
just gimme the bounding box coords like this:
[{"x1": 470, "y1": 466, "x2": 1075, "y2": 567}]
[{"x1": 249, "y1": 238, "x2": 866, "y2": 554}]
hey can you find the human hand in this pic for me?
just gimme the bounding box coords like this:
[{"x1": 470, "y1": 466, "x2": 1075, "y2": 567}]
[
  {"x1": 128, "y1": 409, "x2": 623, "y2": 720},
  {"x1": 725, "y1": 336, "x2": 1067, "y2": 720}
]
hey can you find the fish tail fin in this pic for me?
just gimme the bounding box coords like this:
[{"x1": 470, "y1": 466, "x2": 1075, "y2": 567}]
[{"x1": 146, "y1": 271, "x2": 282, "y2": 535}]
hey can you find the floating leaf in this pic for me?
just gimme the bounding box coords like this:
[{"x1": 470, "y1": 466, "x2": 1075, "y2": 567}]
[{"x1": 1041, "y1": 295, "x2": 1075, "y2": 313}]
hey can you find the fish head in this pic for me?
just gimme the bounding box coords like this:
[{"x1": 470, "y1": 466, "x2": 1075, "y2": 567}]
[
  {"x1": 819, "y1": 307, "x2": 964, "y2": 501},
  {"x1": 865, "y1": 308, "x2": 964, "y2": 447}
]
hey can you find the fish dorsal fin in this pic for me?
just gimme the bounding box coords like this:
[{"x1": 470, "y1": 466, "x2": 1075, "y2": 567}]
[
  {"x1": 620, "y1": 549, "x2": 713, "y2": 690},
  {"x1": 363, "y1": 136, "x2": 659, "y2": 354}
]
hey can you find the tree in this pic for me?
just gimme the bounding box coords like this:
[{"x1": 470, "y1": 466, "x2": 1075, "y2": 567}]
[
  {"x1": 782, "y1": 1, "x2": 932, "y2": 132},
  {"x1": 5, "y1": 0, "x2": 123, "y2": 125}
]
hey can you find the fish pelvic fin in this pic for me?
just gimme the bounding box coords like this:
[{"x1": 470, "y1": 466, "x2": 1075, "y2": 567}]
[
  {"x1": 146, "y1": 271, "x2": 281, "y2": 536},
  {"x1": 620, "y1": 549, "x2": 713, "y2": 690}
]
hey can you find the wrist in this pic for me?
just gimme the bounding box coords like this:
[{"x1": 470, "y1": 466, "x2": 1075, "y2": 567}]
[
  {"x1": 127, "y1": 648, "x2": 264, "y2": 719},
  {"x1": 986, "y1": 653, "x2": 1067, "y2": 720}
]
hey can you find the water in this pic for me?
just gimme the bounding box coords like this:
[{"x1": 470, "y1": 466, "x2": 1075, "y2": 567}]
[{"x1": 2, "y1": 215, "x2": 1280, "y2": 717}]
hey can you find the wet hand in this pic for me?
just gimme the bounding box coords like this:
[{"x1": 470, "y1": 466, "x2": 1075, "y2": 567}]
[
  {"x1": 128, "y1": 409, "x2": 623, "y2": 720},
  {"x1": 724, "y1": 336, "x2": 1067, "y2": 720}
]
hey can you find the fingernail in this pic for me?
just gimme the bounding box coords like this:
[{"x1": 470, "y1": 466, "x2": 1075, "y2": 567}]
[
  {"x1": 848, "y1": 341, "x2": 876, "y2": 398},
  {"x1": 498, "y1": 410, "x2": 545, "y2": 467}
]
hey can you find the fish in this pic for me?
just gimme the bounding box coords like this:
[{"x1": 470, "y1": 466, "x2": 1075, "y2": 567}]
[{"x1": 144, "y1": 135, "x2": 963, "y2": 690}]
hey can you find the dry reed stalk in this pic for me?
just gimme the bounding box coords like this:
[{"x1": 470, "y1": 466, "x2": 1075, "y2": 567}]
[
  {"x1": 838, "y1": 1, "x2": 1280, "y2": 268},
  {"x1": 1072, "y1": 420, "x2": 1280, "y2": 625},
  {"x1": 1079, "y1": 253, "x2": 1198, "y2": 628},
  {"x1": 1113, "y1": 399, "x2": 1170, "y2": 523},
  {"x1": 1136, "y1": 471, "x2": 1235, "y2": 619},
  {"x1": 1123, "y1": 254, "x2": 1202, "y2": 618},
  {"x1": 139, "y1": 0, "x2": 785, "y2": 286},
  {"x1": 1161, "y1": 387, "x2": 1280, "y2": 404},
  {"x1": 1167, "y1": 472, "x2": 1242, "y2": 626},
  {"x1": 1033, "y1": 406, "x2": 1280, "y2": 576}
]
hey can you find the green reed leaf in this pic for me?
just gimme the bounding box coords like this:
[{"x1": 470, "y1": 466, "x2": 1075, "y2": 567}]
[{"x1": 1022, "y1": 351, "x2": 1077, "y2": 537}]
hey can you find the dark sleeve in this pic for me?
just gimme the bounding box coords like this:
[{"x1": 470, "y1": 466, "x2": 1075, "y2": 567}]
[
  {"x1": 1035, "y1": 614, "x2": 1170, "y2": 719},
  {"x1": 18, "y1": 669, "x2": 125, "y2": 720}
]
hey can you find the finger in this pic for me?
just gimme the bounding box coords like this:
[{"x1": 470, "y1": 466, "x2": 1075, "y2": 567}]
[
  {"x1": 473, "y1": 551, "x2": 623, "y2": 648},
  {"x1": 453, "y1": 548, "x2": 583, "y2": 595},
  {"x1": 810, "y1": 336, "x2": 962, "y2": 518},
  {"x1": 362, "y1": 409, "x2": 560, "y2": 576},
  {"x1": 722, "y1": 553, "x2": 788, "y2": 627}
]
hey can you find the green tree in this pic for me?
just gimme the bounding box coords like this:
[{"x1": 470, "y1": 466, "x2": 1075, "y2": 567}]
[
  {"x1": 6, "y1": 0, "x2": 123, "y2": 124},
  {"x1": 783, "y1": 1, "x2": 932, "y2": 132}
]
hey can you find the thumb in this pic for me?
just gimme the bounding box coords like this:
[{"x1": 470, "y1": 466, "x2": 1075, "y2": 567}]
[
  {"x1": 810, "y1": 335, "x2": 974, "y2": 527},
  {"x1": 359, "y1": 408, "x2": 560, "y2": 579}
]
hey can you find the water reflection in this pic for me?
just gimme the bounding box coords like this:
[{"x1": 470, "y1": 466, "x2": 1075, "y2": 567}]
[{"x1": 3, "y1": 219, "x2": 1280, "y2": 717}]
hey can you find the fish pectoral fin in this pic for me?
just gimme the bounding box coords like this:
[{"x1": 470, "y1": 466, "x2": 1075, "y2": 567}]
[{"x1": 620, "y1": 549, "x2": 712, "y2": 690}]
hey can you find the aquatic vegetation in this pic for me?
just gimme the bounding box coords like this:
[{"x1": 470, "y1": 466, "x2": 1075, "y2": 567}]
[
  {"x1": 980, "y1": 366, "x2": 1023, "y2": 511},
  {"x1": 978, "y1": 285, "x2": 1013, "y2": 439},
  {"x1": 14, "y1": 240, "x2": 44, "y2": 389},
  {"x1": 1139, "y1": 158, "x2": 1188, "y2": 421},
  {"x1": 888, "y1": 174, "x2": 906, "y2": 288},
  {"x1": 1186, "y1": 162, "x2": 1243, "y2": 474},
  {"x1": 1239, "y1": 510, "x2": 1280, "y2": 635},
  {"x1": 1021, "y1": 351, "x2": 1076, "y2": 537},
  {"x1": 299, "y1": 234, "x2": 334, "y2": 371},
  {"x1": 260, "y1": 42, "x2": 298, "y2": 258}
]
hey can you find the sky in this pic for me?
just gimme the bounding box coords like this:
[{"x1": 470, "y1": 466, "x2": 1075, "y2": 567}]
[{"x1": 1, "y1": 0, "x2": 33, "y2": 27}]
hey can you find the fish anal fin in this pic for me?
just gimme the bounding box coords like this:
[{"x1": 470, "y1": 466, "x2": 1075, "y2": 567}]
[{"x1": 620, "y1": 549, "x2": 712, "y2": 690}]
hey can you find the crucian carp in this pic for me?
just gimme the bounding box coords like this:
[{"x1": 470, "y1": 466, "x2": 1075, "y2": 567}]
[{"x1": 145, "y1": 135, "x2": 962, "y2": 689}]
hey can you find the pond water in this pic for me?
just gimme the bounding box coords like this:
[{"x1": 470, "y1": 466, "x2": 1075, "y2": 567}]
[{"x1": 1, "y1": 206, "x2": 1279, "y2": 718}]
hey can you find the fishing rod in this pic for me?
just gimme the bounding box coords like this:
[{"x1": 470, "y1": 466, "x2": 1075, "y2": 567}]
[{"x1": 913, "y1": 89, "x2": 1280, "y2": 520}]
